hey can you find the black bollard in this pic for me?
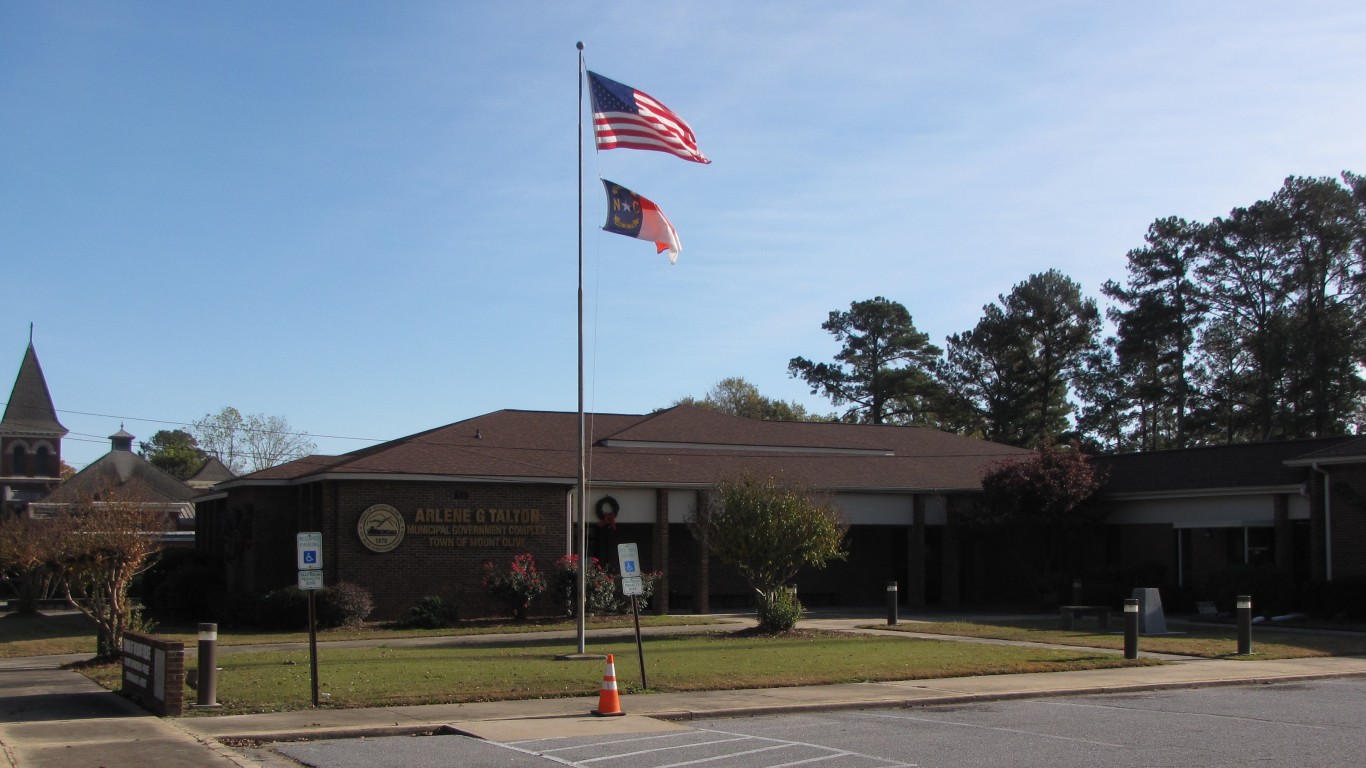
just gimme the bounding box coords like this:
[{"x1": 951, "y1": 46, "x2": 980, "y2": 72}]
[
  {"x1": 886, "y1": 581, "x2": 898, "y2": 626},
  {"x1": 1123, "y1": 599, "x2": 1139, "y2": 660},
  {"x1": 1236, "y1": 595, "x2": 1252, "y2": 655},
  {"x1": 195, "y1": 623, "x2": 220, "y2": 708}
]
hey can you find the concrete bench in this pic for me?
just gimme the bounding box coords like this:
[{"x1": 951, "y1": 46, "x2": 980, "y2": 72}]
[{"x1": 1060, "y1": 605, "x2": 1111, "y2": 631}]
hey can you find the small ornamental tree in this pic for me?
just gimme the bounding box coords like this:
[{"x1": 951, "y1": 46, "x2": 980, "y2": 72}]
[
  {"x1": 49, "y1": 489, "x2": 168, "y2": 658},
  {"x1": 0, "y1": 511, "x2": 62, "y2": 615},
  {"x1": 972, "y1": 443, "x2": 1109, "y2": 603},
  {"x1": 482, "y1": 553, "x2": 547, "y2": 621},
  {"x1": 694, "y1": 473, "x2": 848, "y2": 632}
]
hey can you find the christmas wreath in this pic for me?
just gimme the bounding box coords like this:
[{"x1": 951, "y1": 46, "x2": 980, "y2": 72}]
[{"x1": 594, "y1": 495, "x2": 620, "y2": 528}]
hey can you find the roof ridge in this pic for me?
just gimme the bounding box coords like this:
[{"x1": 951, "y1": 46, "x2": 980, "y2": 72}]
[{"x1": 1100, "y1": 435, "x2": 1354, "y2": 459}]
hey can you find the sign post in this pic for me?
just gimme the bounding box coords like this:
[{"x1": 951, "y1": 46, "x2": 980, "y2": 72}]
[
  {"x1": 297, "y1": 532, "x2": 323, "y2": 707},
  {"x1": 616, "y1": 543, "x2": 648, "y2": 689}
]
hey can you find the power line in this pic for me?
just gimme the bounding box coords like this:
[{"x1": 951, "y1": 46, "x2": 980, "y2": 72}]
[{"x1": 0, "y1": 402, "x2": 388, "y2": 444}]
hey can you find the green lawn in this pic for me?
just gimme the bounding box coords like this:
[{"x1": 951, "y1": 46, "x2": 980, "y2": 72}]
[
  {"x1": 83, "y1": 630, "x2": 1157, "y2": 715},
  {"x1": 0, "y1": 612, "x2": 99, "y2": 657},
  {"x1": 12, "y1": 610, "x2": 1364, "y2": 718},
  {"x1": 876, "y1": 617, "x2": 1366, "y2": 659}
]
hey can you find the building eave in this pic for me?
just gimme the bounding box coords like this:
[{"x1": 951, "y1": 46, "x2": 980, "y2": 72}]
[
  {"x1": 1284, "y1": 455, "x2": 1366, "y2": 468},
  {"x1": 1102, "y1": 484, "x2": 1302, "y2": 502},
  {"x1": 214, "y1": 471, "x2": 580, "y2": 490}
]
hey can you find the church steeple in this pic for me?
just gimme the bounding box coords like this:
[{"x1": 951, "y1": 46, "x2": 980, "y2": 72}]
[
  {"x1": 2, "y1": 338, "x2": 67, "y2": 503},
  {"x1": 2, "y1": 342, "x2": 68, "y2": 438}
]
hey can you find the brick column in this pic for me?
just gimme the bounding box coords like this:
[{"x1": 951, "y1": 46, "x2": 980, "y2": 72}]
[
  {"x1": 941, "y1": 495, "x2": 961, "y2": 608},
  {"x1": 1309, "y1": 470, "x2": 1326, "y2": 582},
  {"x1": 653, "y1": 489, "x2": 670, "y2": 614},
  {"x1": 908, "y1": 495, "x2": 927, "y2": 608},
  {"x1": 694, "y1": 490, "x2": 710, "y2": 614},
  {"x1": 1274, "y1": 493, "x2": 1291, "y2": 571}
]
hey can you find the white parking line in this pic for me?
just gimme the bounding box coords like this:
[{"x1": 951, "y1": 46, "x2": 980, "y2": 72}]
[
  {"x1": 575, "y1": 735, "x2": 750, "y2": 763},
  {"x1": 697, "y1": 728, "x2": 918, "y2": 768},
  {"x1": 855, "y1": 711, "x2": 1126, "y2": 748},
  {"x1": 651, "y1": 742, "x2": 797, "y2": 767},
  {"x1": 509, "y1": 724, "x2": 919, "y2": 767},
  {"x1": 529, "y1": 731, "x2": 703, "y2": 754}
]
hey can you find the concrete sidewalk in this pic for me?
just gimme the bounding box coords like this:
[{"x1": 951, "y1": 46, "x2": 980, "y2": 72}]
[
  {"x1": 0, "y1": 657, "x2": 243, "y2": 768},
  {"x1": 3, "y1": 616, "x2": 1365, "y2": 767},
  {"x1": 175, "y1": 655, "x2": 1366, "y2": 746}
]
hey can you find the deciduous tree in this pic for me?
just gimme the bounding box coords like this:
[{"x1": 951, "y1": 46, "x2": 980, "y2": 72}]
[
  {"x1": 47, "y1": 488, "x2": 168, "y2": 658},
  {"x1": 970, "y1": 444, "x2": 1108, "y2": 603},
  {"x1": 0, "y1": 512, "x2": 61, "y2": 615},
  {"x1": 191, "y1": 407, "x2": 317, "y2": 474}
]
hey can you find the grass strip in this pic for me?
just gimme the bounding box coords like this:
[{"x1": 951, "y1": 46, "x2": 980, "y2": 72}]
[
  {"x1": 0, "y1": 612, "x2": 724, "y2": 658},
  {"x1": 0, "y1": 612, "x2": 97, "y2": 658},
  {"x1": 873, "y1": 618, "x2": 1366, "y2": 659},
  {"x1": 80, "y1": 630, "x2": 1155, "y2": 715}
]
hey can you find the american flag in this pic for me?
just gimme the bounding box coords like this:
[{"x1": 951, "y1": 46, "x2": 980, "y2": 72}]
[{"x1": 587, "y1": 71, "x2": 710, "y2": 164}]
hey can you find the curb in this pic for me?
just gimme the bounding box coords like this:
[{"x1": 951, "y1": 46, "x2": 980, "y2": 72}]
[
  {"x1": 198, "y1": 667, "x2": 1366, "y2": 744},
  {"x1": 643, "y1": 669, "x2": 1366, "y2": 721}
]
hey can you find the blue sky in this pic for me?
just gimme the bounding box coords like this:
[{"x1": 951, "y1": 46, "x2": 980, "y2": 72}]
[{"x1": 3, "y1": 1, "x2": 1365, "y2": 470}]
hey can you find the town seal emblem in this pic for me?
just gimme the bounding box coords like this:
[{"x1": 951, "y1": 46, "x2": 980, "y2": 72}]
[{"x1": 357, "y1": 504, "x2": 405, "y2": 553}]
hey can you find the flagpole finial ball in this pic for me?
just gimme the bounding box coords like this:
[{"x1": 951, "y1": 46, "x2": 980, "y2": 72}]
[{"x1": 576, "y1": 41, "x2": 584, "y2": 51}]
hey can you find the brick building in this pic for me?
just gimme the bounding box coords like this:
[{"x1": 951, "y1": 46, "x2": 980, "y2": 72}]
[
  {"x1": 195, "y1": 406, "x2": 1032, "y2": 620},
  {"x1": 196, "y1": 405, "x2": 1366, "y2": 620},
  {"x1": 1093, "y1": 438, "x2": 1366, "y2": 609}
]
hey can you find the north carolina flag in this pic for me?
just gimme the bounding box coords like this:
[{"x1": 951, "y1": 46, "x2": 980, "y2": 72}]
[
  {"x1": 587, "y1": 71, "x2": 710, "y2": 164},
  {"x1": 601, "y1": 180, "x2": 682, "y2": 263}
]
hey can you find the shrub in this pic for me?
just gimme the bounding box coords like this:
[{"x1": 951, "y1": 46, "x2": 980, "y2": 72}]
[
  {"x1": 140, "y1": 549, "x2": 227, "y2": 623},
  {"x1": 400, "y1": 595, "x2": 461, "y2": 628},
  {"x1": 483, "y1": 553, "x2": 547, "y2": 621},
  {"x1": 552, "y1": 554, "x2": 621, "y2": 616},
  {"x1": 1303, "y1": 575, "x2": 1366, "y2": 621},
  {"x1": 757, "y1": 587, "x2": 804, "y2": 633},
  {"x1": 551, "y1": 555, "x2": 663, "y2": 615},
  {"x1": 1201, "y1": 566, "x2": 1296, "y2": 616},
  {"x1": 217, "y1": 591, "x2": 265, "y2": 629},
  {"x1": 257, "y1": 586, "x2": 309, "y2": 630},
  {"x1": 316, "y1": 582, "x2": 374, "y2": 628},
  {"x1": 629, "y1": 570, "x2": 662, "y2": 613}
]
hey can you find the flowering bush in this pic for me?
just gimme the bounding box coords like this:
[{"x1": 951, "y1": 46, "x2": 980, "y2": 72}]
[
  {"x1": 552, "y1": 554, "x2": 661, "y2": 615},
  {"x1": 482, "y1": 553, "x2": 547, "y2": 621},
  {"x1": 552, "y1": 554, "x2": 620, "y2": 616}
]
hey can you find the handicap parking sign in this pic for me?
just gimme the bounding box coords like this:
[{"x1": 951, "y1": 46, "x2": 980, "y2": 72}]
[{"x1": 616, "y1": 543, "x2": 639, "y2": 578}]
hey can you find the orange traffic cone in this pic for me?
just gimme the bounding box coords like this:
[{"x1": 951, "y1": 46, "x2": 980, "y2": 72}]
[{"x1": 591, "y1": 654, "x2": 626, "y2": 716}]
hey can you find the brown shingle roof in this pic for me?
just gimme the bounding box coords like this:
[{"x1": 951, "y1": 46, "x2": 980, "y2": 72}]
[
  {"x1": 1095, "y1": 437, "x2": 1355, "y2": 495},
  {"x1": 1284, "y1": 435, "x2": 1366, "y2": 463},
  {"x1": 227, "y1": 407, "x2": 1032, "y2": 492},
  {"x1": 43, "y1": 450, "x2": 199, "y2": 504}
]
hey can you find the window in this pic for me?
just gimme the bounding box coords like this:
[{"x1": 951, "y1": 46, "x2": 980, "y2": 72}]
[
  {"x1": 12, "y1": 444, "x2": 27, "y2": 476},
  {"x1": 35, "y1": 445, "x2": 51, "y2": 477}
]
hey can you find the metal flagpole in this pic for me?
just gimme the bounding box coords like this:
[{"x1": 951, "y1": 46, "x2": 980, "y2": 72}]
[{"x1": 575, "y1": 41, "x2": 588, "y2": 655}]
